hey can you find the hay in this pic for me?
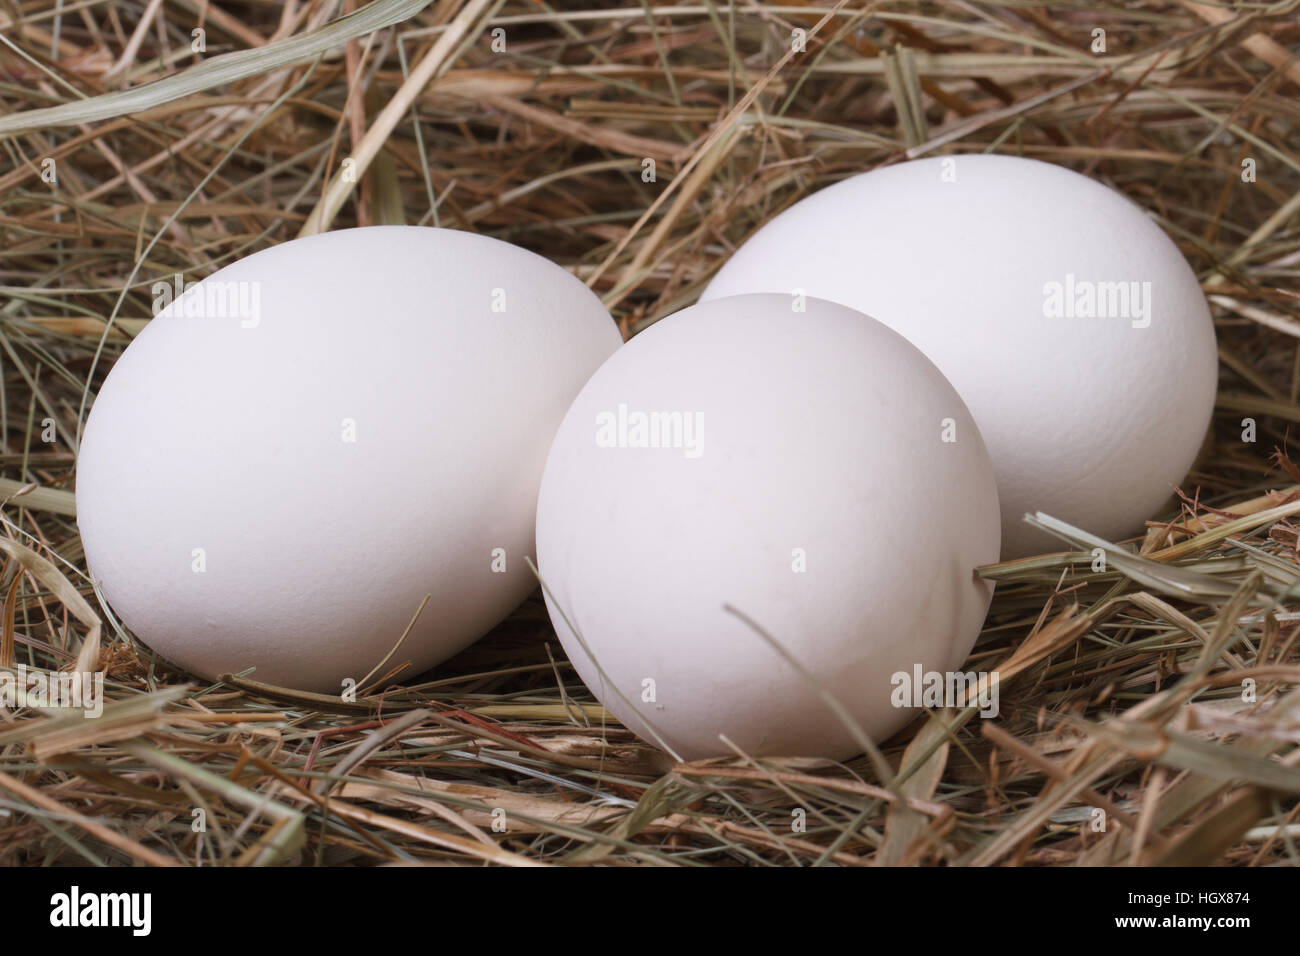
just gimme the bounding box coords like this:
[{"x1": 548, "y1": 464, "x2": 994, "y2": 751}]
[{"x1": 0, "y1": 0, "x2": 1297, "y2": 866}]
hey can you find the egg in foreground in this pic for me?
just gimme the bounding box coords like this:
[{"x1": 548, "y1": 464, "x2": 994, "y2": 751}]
[
  {"x1": 77, "y1": 226, "x2": 622, "y2": 691},
  {"x1": 536, "y1": 294, "x2": 1000, "y2": 760}
]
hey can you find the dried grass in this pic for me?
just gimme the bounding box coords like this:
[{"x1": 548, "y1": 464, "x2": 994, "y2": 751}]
[{"x1": 0, "y1": 0, "x2": 1298, "y2": 866}]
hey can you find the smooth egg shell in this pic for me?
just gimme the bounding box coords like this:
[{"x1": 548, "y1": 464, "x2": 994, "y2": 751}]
[
  {"x1": 77, "y1": 226, "x2": 621, "y2": 691},
  {"x1": 536, "y1": 294, "x2": 1000, "y2": 760},
  {"x1": 703, "y1": 155, "x2": 1218, "y2": 557}
]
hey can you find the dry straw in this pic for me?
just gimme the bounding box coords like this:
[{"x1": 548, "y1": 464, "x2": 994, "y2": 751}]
[{"x1": 0, "y1": 0, "x2": 1297, "y2": 866}]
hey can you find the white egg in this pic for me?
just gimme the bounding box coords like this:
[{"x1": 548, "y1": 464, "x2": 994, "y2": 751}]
[
  {"x1": 536, "y1": 294, "x2": 1000, "y2": 760},
  {"x1": 77, "y1": 226, "x2": 621, "y2": 691},
  {"x1": 703, "y1": 155, "x2": 1218, "y2": 557}
]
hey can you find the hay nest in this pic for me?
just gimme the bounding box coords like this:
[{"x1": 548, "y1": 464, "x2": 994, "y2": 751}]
[{"x1": 0, "y1": 0, "x2": 1297, "y2": 866}]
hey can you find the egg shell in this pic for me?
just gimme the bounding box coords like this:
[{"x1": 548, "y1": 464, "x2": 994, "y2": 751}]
[
  {"x1": 536, "y1": 293, "x2": 1000, "y2": 760},
  {"x1": 76, "y1": 226, "x2": 621, "y2": 691},
  {"x1": 703, "y1": 155, "x2": 1218, "y2": 557}
]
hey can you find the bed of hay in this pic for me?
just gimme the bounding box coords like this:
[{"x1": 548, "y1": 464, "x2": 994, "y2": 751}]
[{"x1": 0, "y1": 0, "x2": 1298, "y2": 867}]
